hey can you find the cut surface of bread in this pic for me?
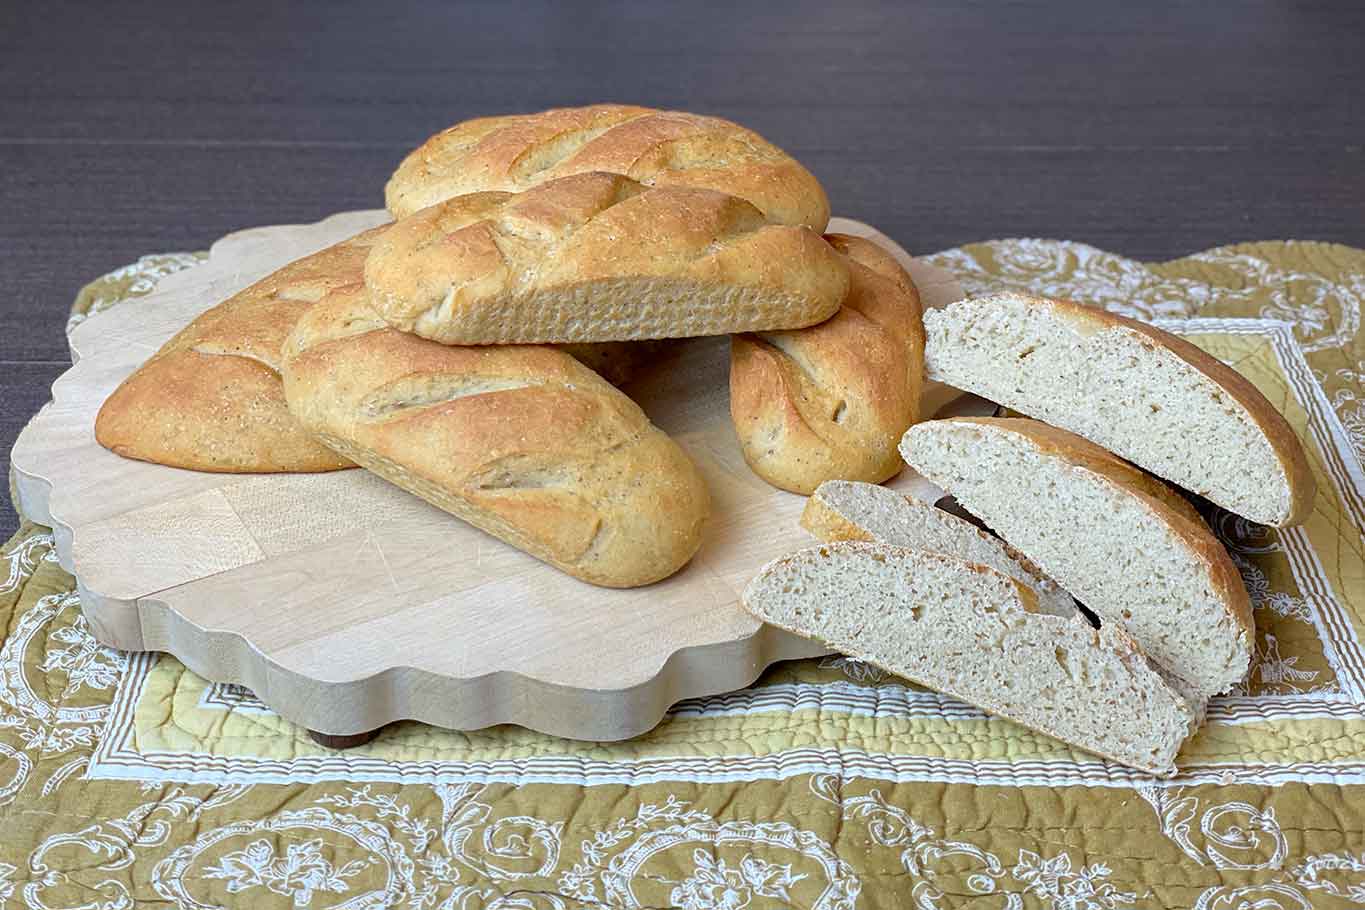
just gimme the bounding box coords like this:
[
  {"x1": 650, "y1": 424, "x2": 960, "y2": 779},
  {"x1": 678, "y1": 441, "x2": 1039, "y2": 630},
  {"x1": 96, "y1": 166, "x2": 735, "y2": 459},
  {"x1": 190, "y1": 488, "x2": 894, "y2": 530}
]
[
  {"x1": 743, "y1": 542, "x2": 1197, "y2": 775},
  {"x1": 385, "y1": 103, "x2": 830, "y2": 230},
  {"x1": 924, "y1": 293, "x2": 1315, "y2": 526},
  {"x1": 366, "y1": 172, "x2": 849, "y2": 345},
  {"x1": 901, "y1": 417, "x2": 1253, "y2": 699},
  {"x1": 802, "y1": 480, "x2": 1075, "y2": 617},
  {"x1": 729, "y1": 234, "x2": 925, "y2": 494},
  {"x1": 281, "y1": 283, "x2": 709, "y2": 588},
  {"x1": 93, "y1": 228, "x2": 390, "y2": 472}
]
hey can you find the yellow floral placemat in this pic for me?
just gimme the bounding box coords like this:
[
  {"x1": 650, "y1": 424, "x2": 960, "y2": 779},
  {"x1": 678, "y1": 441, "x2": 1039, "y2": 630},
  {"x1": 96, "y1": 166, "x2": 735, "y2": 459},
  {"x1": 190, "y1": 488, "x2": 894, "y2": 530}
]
[{"x1": 3, "y1": 238, "x2": 1365, "y2": 908}]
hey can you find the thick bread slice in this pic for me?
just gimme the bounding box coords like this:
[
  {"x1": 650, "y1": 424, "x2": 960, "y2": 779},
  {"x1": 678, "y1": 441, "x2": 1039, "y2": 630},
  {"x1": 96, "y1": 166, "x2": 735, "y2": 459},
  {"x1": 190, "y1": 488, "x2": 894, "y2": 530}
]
[
  {"x1": 802, "y1": 480, "x2": 1076, "y2": 617},
  {"x1": 924, "y1": 293, "x2": 1315, "y2": 526},
  {"x1": 281, "y1": 284, "x2": 709, "y2": 588},
  {"x1": 901, "y1": 417, "x2": 1253, "y2": 699},
  {"x1": 365, "y1": 171, "x2": 849, "y2": 345},
  {"x1": 729, "y1": 234, "x2": 925, "y2": 494},
  {"x1": 743, "y1": 542, "x2": 1197, "y2": 775},
  {"x1": 93, "y1": 228, "x2": 389, "y2": 472},
  {"x1": 386, "y1": 103, "x2": 830, "y2": 230}
]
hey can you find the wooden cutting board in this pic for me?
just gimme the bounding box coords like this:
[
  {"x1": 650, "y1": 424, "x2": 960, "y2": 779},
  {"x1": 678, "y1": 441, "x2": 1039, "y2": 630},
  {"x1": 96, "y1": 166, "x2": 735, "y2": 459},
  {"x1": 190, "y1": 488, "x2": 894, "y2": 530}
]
[{"x1": 12, "y1": 211, "x2": 966, "y2": 742}]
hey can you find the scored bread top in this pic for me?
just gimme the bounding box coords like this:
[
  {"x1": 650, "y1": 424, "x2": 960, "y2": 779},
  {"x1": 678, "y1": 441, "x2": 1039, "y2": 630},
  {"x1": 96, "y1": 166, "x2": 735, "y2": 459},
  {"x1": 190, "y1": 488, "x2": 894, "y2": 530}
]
[
  {"x1": 728, "y1": 233, "x2": 925, "y2": 494},
  {"x1": 92, "y1": 227, "x2": 390, "y2": 472},
  {"x1": 900, "y1": 416, "x2": 1254, "y2": 699},
  {"x1": 366, "y1": 171, "x2": 850, "y2": 345},
  {"x1": 386, "y1": 103, "x2": 830, "y2": 230},
  {"x1": 924, "y1": 292, "x2": 1315, "y2": 526},
  {"x1": 281, "y1": 281, "x2": 710, "y2": 588}
]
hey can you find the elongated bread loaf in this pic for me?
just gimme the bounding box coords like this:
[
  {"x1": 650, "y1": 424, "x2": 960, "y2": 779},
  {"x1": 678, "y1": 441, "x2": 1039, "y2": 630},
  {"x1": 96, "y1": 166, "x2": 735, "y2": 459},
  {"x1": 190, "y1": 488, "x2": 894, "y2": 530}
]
[
  {"x1": 365, "y1": 172, "x2": 849, "y2": 345},
  {"x1": 901, "y1": 417, "x2": 1253, "y2": 699},
  {"x1": 744, "y1": 542, "x2": 1197, "y2": 775},
  {"x1": 729, "y1": 234, "x2": 924, "y2": 494},
  {"x1": 801, "y1": 480, "x2": 1076, "y2": 617},
  {"x1": 94, "y1": 225, "x2": 663, "y2": 473},
  {"x1": 386, "y1": 103, "x2": 830, "y2": 230},
  {"x1": 93, "y1": 228, "x2": 388, "y2": 472},
  {"x1": 924, "y1": 293, "x2": 1315, "y2": 526},
  {"x1": 280, "y1": 284, "x2": 710, "y2": 588}
]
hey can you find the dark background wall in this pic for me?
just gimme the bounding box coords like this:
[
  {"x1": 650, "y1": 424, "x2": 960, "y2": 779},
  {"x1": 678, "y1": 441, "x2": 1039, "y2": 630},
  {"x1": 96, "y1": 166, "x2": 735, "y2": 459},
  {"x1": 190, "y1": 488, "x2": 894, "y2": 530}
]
[{"x1": 2, "y1": 0, "x2": 1363, "y2": 537}]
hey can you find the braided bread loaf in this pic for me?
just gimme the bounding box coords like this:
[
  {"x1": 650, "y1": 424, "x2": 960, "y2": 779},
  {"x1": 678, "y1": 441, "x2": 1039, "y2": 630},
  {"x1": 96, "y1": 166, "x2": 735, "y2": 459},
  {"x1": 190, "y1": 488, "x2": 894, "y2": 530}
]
[
  {"x1": 366, "y1": 171, "x2": 849, "y2": 345},
  {"x1": 93, "y1": 228, "x2": 387, "y2": 472},
  {"x1": 729, "y1": 233, "x2": 925, "y2": 494},
  {"x1": 281, "y1": 282, "x2": 710, "y2": 588},
  {"x1": 95, "y1": 225, "x2": 665, "y2": 473},
  {"x1": 386, "y1": 103, "x2": 830, "y2": 230}
]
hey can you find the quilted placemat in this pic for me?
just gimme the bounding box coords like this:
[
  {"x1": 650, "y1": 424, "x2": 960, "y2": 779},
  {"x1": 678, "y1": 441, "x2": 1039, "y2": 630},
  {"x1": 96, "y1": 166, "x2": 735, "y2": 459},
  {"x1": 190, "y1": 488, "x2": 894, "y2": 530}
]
[{"x1": 2, "y1": 238, "x2": 1364, "y2": 909}]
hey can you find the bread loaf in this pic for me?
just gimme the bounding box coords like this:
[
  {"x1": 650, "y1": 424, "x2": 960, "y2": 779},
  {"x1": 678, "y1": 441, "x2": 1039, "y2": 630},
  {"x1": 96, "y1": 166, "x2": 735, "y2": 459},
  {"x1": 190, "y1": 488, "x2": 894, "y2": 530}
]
[
  {"x1": 280, "y1": 283, "x2": 710, "y2": 588},
  {"x1": 901, "y1": 417, "x2": 1253, "y2": 700},
  {"x1": 366, "y1": 172, "x2": 849, "y2": 346},
  {"x1": 93, "y1": 228, "x2": 389, "y2": 472},
  {"x1": 386, "y1": 103, "x2": 830, "y2": 230},
  {"x1": 729, "y1": 234, "x2": 924, "y2": 494},
  {"x1": 924, "y1": 293, "x2": 1315, "y2": 526},
  {"x1": 801, "y1": 480, "x2": 1076, "y2": 617},
  {"x1": 743, "y1": 542, "x2": 1198, "y2": 775},
  {"x1": 95, "y1": 223, "x2": 662, "y2": 473}
]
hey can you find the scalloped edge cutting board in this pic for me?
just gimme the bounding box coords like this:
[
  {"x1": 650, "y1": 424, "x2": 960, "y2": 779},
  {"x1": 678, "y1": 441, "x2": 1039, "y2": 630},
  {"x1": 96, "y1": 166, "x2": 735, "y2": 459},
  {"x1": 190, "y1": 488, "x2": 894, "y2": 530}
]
[{"x1": 11, "y1": 211, "x2": 966, "y2": 741}]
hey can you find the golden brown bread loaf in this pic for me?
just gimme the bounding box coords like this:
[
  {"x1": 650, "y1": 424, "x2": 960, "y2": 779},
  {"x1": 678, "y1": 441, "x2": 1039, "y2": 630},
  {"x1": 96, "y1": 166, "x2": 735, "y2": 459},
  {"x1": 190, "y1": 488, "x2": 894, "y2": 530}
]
[
  {"x1": 386, "y1": 103, "x2": 830, "y2": 230},
  {"x1": 94, "y1": 224, "x2": 666, "y2": 473},
  {"x1": 280, "y1": 282, "x2": 710, "y2": 588},
  {"x1": 93, "y1": 229, "x2": 388, "y2": 472},
  {"x1": 366, "y1": 171, "x2": 849, "y2": 346},
  {"x1": 729, "y1": 233, "x2": 925, "y2": 494}
]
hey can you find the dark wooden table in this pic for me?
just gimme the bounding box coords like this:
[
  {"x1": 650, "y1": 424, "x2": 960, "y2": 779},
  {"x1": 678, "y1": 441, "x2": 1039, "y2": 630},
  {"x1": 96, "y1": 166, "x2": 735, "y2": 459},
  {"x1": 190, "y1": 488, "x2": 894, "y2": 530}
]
[{"x1": 2, "y1": 1, "x2": 1362, "y2": 540}]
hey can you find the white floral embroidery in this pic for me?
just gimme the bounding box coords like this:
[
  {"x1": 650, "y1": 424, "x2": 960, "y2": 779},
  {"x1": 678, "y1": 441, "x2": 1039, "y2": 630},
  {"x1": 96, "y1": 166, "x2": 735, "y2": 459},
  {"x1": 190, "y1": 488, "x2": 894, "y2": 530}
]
[
  {"x1": 926, "y1": 240, "x2": 1363, "y2": 352},
  {"x1": 1289, "y1": 850, "x2": 1365, "y2": 903},
  {"x1": 203, "y1": 837, "x2": 371, "y2": 908},
  {"x1": 40, "y1": 621, "x2": 124, "y2": 696},
  {"x1": 65, "y1": 252, "x2": 204, "y2": 333},
  {"x1": 1139, "y1": 786, "x2": 1289, "y2": 871},
  {"x1": 669, "y1": 849, "x2": 806, "y2": 910},
  {"x1": 0, "y1": 862, "x2": 14, "y2": 908},
  {"x1": 1013, "y1": 850, "x2": 1136, "y2": 910},
  {"x1": 817, "y1": 655, "x2": 886, "y2": 683},
  {"x1": 1, "y1": 531, "x2": 57, "y2": 595},
  {"x1": 1331, "y1": 360, "x2": 1365, "y2": 462}
]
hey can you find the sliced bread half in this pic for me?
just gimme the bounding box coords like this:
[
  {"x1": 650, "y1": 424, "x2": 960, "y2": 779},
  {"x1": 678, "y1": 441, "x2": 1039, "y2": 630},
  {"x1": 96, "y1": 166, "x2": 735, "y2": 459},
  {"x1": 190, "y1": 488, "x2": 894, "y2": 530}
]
[
  {"x1": 743, "y1": 541, "x2": 1198, "y2": 775},
  {"x1": 900, "y1": 417, "x2": 1253, "y2": 700},
  {"x1": 923, "y1": 293, "x2": 1314, "y2": 526},
  {"x1": 801, "y1": 479, "x2": 1076, "y2": 617}
]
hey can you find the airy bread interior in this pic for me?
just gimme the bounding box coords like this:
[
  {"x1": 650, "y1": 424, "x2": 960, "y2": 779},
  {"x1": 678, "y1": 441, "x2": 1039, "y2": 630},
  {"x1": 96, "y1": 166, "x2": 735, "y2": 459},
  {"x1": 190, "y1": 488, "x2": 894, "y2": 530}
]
[
  {"x1": 743, "y1": 542, "x2": 1196, "y2": 775},
  {"x1": 802, "y1": 480, "x2": 1076, "y2": 617},
  {"x1": 901, "y1": 418, "x2": 1252, "y2": 700},
  {"x1": 923, "y1": 293, "x2": 1311, "y2": 526}
]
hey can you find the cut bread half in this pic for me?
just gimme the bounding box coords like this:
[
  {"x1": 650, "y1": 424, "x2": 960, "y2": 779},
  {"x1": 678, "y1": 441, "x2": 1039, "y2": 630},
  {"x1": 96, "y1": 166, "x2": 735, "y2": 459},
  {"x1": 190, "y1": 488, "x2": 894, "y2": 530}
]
[
  {"x1": 923, "y1": 293, "x2": 1314, "y2": 526},
  {"x1": 743, "y1": 542, "x2": 1198, "y2": 775},
  {"x1": 802, "y1": 480, "x2": 1076, "y2": 617},
  {"x1": 900, "y1": 417, "x2": 1253, "y2": 700}
]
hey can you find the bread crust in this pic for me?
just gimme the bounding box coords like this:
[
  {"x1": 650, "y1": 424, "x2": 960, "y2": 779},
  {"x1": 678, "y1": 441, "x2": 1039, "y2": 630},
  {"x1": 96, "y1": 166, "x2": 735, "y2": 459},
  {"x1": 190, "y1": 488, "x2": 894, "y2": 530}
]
[
  {"x1": 367, "y1": 172, "x2": 849, "y2": 345},
  {"x1": 93, "y1": 228, "x2": 391, "y2": 472},
  {"x1": 728, "y1": 234, "x2": 924, "y2": 494},
  {"x1": 385, "y1": 103, "x2": 830, "y2": 230},
  {"x1": 281, "y1": 283, "x2": 710, "y2": 588}
]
